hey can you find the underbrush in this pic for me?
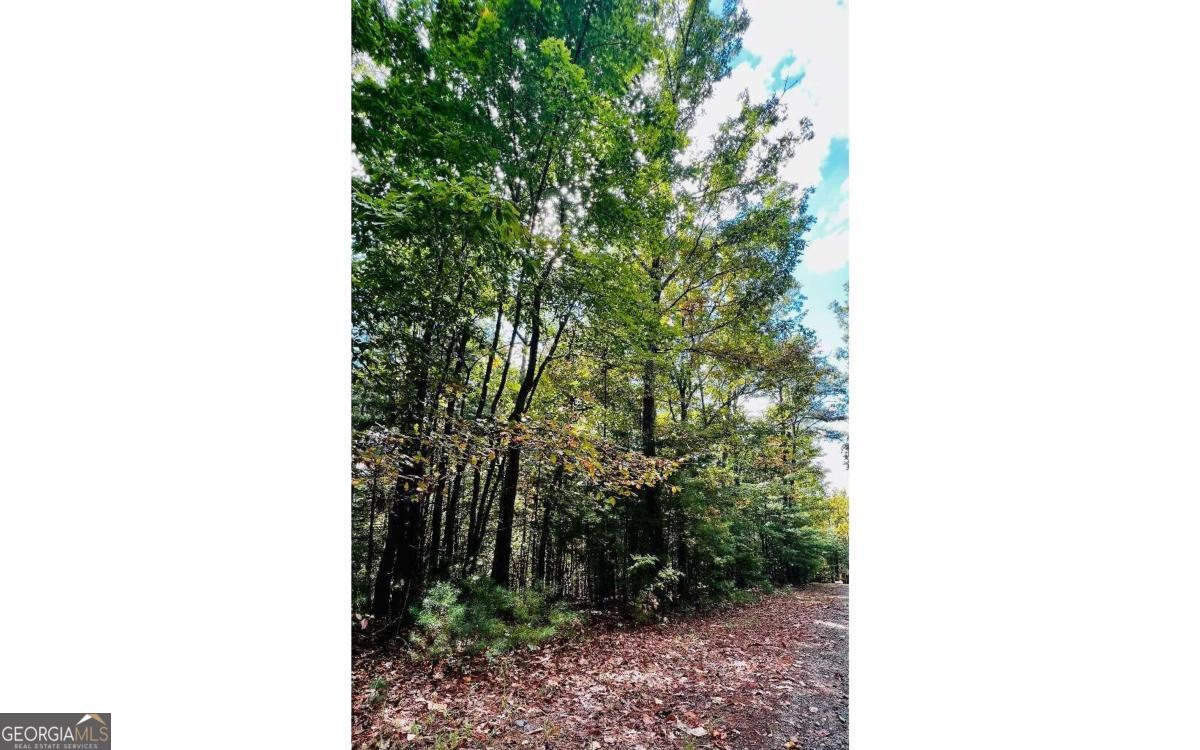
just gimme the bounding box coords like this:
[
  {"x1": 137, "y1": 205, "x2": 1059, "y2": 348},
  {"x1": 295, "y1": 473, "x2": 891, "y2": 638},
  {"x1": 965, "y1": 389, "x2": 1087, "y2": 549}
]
[
  {"x1": 406, "y1": 573, "x2": 796, "y2": 666},
  {"x1": 409, "y1": 577, "x2": 582, "y2": 664}
]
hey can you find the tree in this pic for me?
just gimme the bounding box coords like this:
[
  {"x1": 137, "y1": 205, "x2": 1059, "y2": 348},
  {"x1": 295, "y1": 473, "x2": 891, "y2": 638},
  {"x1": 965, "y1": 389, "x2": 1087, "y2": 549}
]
[{"x1": 350, "y1": 0, "x2": 849, "y2": 631}]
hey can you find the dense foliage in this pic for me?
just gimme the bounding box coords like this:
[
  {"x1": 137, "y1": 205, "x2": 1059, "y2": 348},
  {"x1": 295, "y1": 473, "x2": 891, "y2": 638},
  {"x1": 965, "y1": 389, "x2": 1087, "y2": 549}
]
[{"x1": 351, "y1": 0, "x2": 848, "y2": 636}]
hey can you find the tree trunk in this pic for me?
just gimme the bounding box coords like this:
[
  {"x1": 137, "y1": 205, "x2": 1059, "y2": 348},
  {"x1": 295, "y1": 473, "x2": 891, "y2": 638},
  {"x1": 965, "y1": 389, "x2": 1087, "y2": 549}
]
[
  {"x1": 389, "y1": 492, "x2": 426, "y2": 619},
  {"x1": 490, "y1": 445, "x2": 522, "y2": 586},
  {"x1": 369, "y1": 324, "x2": 434, "y2": 619},
  {"x1": 638, "y1": 354, "x2": 666, "y2": 561},
  {"x1": 365, "y1": 471, "x2": 378, "y2": 609},
  {"x1": 431, "y1": 328, "x2": 468, "y2": 580},
  {"x1": 533, "y1": 465, "x2": 562, "y2": 584},
  {"x1": 490, "y1": 282, "x2": 544, "y2": 586},
  {"x1": 466, "y1": 456, "x2": 501, "y2": 572},
  {"x1": 475, "y1": 297, "x2": 506, "y2": 418},
  {"x1": 370, "y1": 480, "x2": 405, "y2": 619},
  {"x1": 441, "y1": 464, "x2": 464, "y2": 577},
  {"x1": 427, "y1": 479, "x2": 443, "y2": 579}
]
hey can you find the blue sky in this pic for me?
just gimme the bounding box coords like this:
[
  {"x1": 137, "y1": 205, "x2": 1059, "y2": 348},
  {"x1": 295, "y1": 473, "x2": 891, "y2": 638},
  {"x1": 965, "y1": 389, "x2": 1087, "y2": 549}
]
[
  {"x1": 696, "y1": 1, "x2": 849, "y2": 359},
  {"x1": 795, "y1": 138, "x2": 849, "y2": 353},
  {"x1": 694, "y1": 0, "x2": 849, "y2": 488}
]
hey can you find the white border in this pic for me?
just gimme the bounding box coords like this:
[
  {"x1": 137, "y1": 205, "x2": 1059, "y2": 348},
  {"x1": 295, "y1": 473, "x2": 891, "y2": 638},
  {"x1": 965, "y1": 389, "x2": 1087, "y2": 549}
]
[
  {"x1": 3, "y1": 1, "x2": 1199, "y2": 747},
  {"x1": 1, "y1": 1, "x2": 349, "y2": 747},
  {"x1": 853, "y1": 1, "x2": 1200, "y2": 747}
]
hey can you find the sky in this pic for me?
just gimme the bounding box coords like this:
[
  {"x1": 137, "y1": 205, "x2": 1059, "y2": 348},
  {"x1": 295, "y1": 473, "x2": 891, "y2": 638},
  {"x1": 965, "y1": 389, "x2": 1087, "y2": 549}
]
[{"x1": 695, "y1": 0, "x2": 849, "y2": 490}]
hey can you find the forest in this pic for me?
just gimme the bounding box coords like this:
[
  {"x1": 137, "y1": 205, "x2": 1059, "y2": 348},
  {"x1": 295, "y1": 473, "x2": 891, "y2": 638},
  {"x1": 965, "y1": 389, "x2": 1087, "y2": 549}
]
[{"x1": 350, "y1": 0, "x2": 848, "y2": 648}]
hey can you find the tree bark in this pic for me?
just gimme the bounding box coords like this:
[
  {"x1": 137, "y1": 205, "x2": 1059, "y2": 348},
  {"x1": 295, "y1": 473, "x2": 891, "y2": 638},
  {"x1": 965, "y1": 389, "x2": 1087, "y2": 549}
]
[{"x1": 490, "y1": 282, "x2": 544, "y2": 586}]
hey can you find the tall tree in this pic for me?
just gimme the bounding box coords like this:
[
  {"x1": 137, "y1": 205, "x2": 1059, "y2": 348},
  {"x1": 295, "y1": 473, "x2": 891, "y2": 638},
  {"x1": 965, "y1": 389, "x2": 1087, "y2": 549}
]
[{"x1": 350, "y1": 0, "x2": 848, "y2": 630}]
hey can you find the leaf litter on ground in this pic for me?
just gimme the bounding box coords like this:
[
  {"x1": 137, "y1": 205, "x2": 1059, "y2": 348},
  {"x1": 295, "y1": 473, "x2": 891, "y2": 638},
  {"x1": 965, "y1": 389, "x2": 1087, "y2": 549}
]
[{"x1": 352, "y1": 587, "x2": 847, "y2": 749}]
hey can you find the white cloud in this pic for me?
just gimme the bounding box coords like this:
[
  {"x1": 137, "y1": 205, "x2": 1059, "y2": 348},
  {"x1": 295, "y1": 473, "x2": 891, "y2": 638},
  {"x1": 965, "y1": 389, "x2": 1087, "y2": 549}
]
[
  {"x1": 818, "y1": 194, "x2": 849, "y2": 230},
  {"x1": 818, "y1": 438, "x2": 847, "y2": 491},
  {"x1": 829, "y1": 201, "x2": 849, "y2": 227},
  {"x1": 686, "y1": 1, "x2": 848, "y2": 193},
  {"x1": 802, "y1": 228, "x2": 848, "y2": 273},
  {"x1": 745, "y1": 0, "x2": 848, "y2": 191},
  {"x1": 686, "y1": 56, "x2": 767, "y2": 160},
  {"x1": 740, "y1": 393, "x2": 773, "y2": 418}
]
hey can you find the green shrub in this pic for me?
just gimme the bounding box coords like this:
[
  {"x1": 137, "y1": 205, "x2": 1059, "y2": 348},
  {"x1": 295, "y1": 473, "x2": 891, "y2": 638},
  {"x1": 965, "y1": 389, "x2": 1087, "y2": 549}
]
[
  {"x1": 727, "y1": 588, "x2": 756, "y2": 606},
  {"x1": 410, "y1": 583, "x2": 466, "y2": 662},
  {"x1": 629, "y1": 555, "x2": 686, "y2": 622},
  {"x1": 409, "y1": 578, "x2": 580, "y2": 662},
  {"x1": 367, "y1": 676, "x2": 389, "y2": 706}
]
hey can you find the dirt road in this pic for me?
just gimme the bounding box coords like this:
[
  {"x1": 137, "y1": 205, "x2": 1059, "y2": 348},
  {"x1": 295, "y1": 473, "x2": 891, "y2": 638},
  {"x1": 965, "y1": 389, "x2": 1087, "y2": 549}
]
[
  {"x1": 742, "y1": 584, "x2": 848, "y2": 750},
  {"x1": 353, "y1": 585, "x2": 849, "y2": 749}
]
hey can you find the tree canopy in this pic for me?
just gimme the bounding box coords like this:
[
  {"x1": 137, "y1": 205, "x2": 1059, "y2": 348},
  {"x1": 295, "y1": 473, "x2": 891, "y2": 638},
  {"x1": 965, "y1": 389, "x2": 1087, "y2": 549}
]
[{"x1": 351, "y1": 0, "x2": 848, "y2": 630}]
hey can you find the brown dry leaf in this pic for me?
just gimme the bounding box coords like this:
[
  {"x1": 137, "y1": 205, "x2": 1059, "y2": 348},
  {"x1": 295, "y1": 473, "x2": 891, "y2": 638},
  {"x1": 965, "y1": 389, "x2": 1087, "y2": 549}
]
[{"x1": 352, "y1": 589, "x2": 847, "y2": 750}]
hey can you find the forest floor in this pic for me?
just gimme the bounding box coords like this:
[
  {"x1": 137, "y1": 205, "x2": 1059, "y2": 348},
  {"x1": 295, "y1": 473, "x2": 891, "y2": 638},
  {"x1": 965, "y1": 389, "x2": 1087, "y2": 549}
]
[{"x1": 352, "y1": 584, "x2": 849, "y2": 750}]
